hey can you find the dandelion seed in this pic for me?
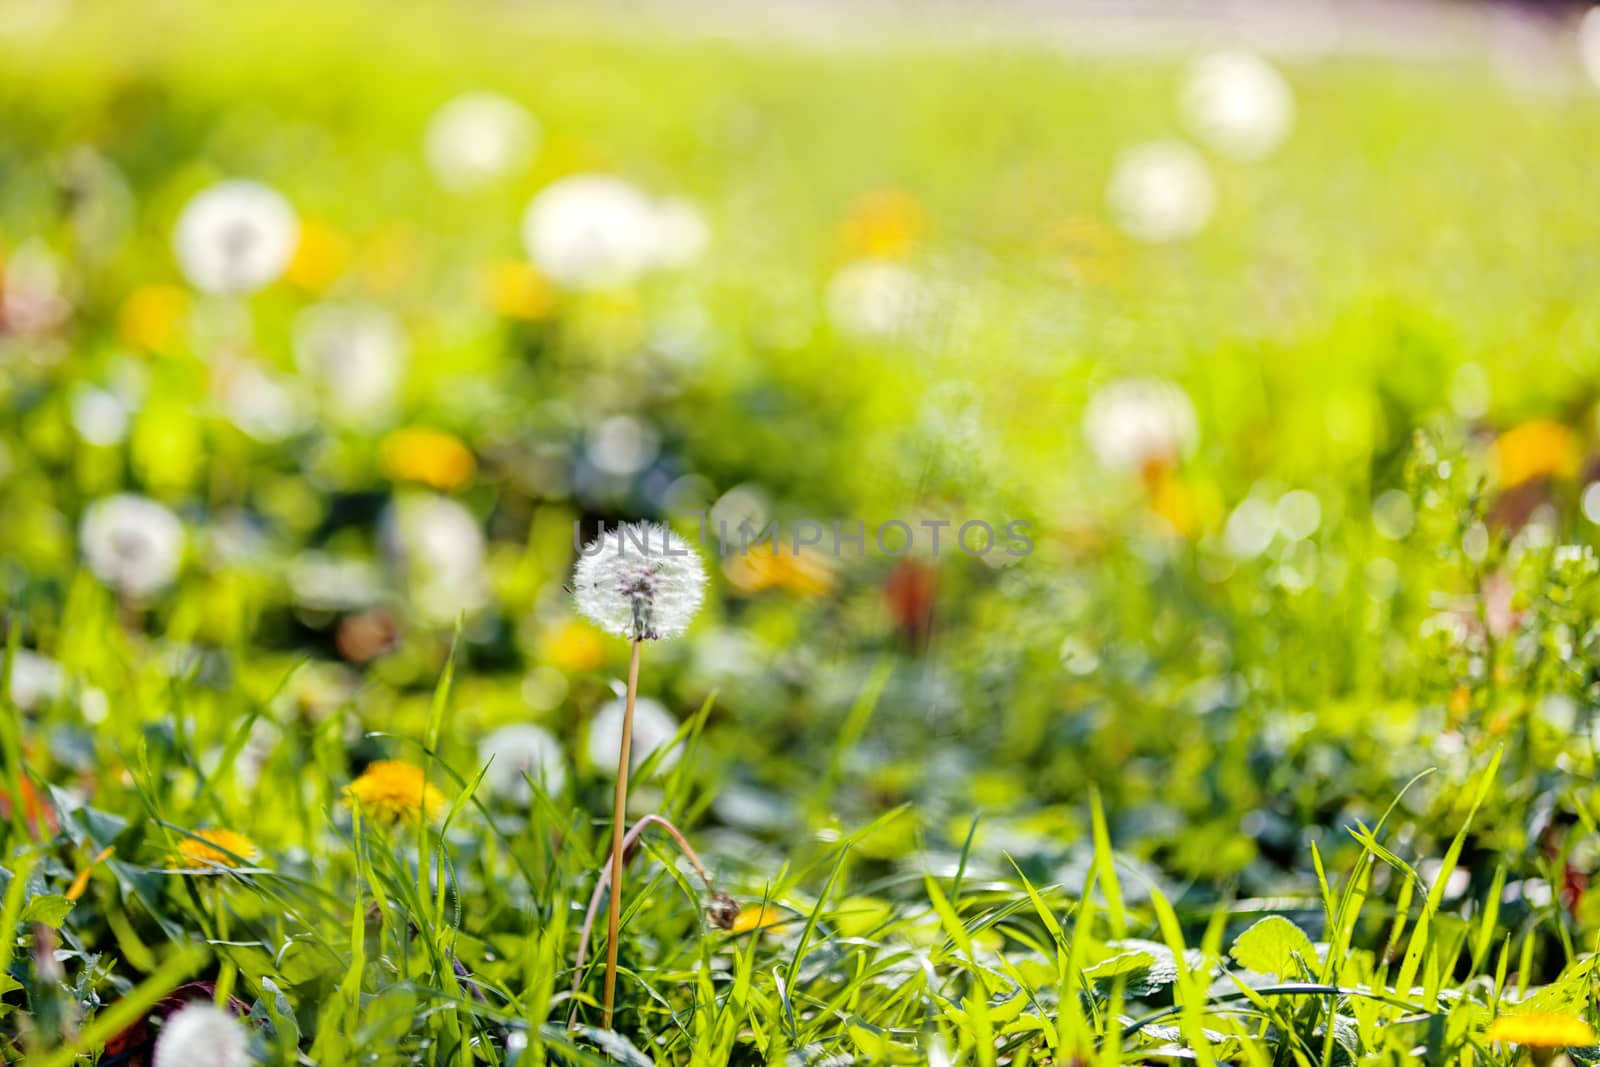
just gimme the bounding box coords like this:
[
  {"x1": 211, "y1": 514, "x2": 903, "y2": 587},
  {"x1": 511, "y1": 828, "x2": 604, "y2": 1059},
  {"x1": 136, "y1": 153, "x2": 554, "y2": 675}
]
[
  {"x1": 572, "y1": 522, "x2": 706, "y2": 643},
  {"x1": 344, "y1": 760, "x2": 446, "y2": 825},
  {"x1": 479, "y1": 724, "x2": 567, "y2": 801},
  {"x1": 79, "y1": 494, "x2": 185, "y2": 599},
  {"x1": 1485, "y1": 1011, "x2": 1596, "y2": 1046},
  {"x1": 153, "y1": 1002, "x2": 254, "y2": 1067},
  {"x1": 170, "y1": 829, "x2": 260, "y2": 871},
  {"x1": 172, "y1": 180, "x2": 298, "y2": 295}
]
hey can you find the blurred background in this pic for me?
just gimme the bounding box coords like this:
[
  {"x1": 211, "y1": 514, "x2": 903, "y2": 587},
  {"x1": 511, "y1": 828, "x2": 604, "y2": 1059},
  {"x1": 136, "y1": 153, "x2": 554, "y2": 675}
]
[{"x1": 7, "y1": 0, "x2": 1600, "y2": 915}]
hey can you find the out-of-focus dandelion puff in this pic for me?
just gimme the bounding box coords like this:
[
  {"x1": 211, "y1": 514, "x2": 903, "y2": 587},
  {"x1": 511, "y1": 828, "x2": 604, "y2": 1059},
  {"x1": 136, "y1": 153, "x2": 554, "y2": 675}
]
[
  {"x1": 71, "y1": 387, "x2": 131, "y2": 447},
  {"x1": 825, "y1": 259, "x2": 923, "y2": 339},
  {"x1": 1181, "y1": 50, "x2": 1294, "y2": 161},
  {"x1": 170, "y1": 828, "x2": 260, "y2": 871},
  {"x1": 1107, "y1": 141, "x2": 1215, "y2": 243},
  {"x1": 479, "y1": 724, "x2": 567, "y2": 801},
  {"x1": 345, "y1": 760, "x2": 446, "y2": 824},
  {"x1": 80, "y1": 494, "x2": 185, "y2": 599},
  {"x1": 1225, "y1": 496, "x2": 1278, "y2": 559},
  {"x1": 1485, "y1": 1012, "x2": 1596, "y2": 1046},
  {"x1": 522, "y1": 175, "x2": 705, "y2": 290},
  {"x1": 380, "y1": 427, "x2": 476, "y2": 491},
  {"x1": 572, "y1": 522, "x2": 707, "y2": 642},
  {"x1": 216, "y1": 361, "x2": 306, "y2": 442},
  {"x1": 586, "y1": 415, "x2": 660, "y2": 477},
  {"x1": 293, "y1": 303, "x2": 407, "y2": 427},
  {"x1": 587, "y1": 695, "x2": 682, "y2": 776},
  {"x1": 8, "y1": 650, "x2": 64, "y2": 711},
  {"x1": 172, "y1": 180, "x2": 298, "y2": 295},
  {"x1": 1083, "y1": 378, "x2": 1198, "y2": 475},
  {"x1": 1582, "y1": 9, "x2": 1600, "y2": 89},
  {"x1": 380, "y1": 493, "x2": 489, "y2": 623},
  {"x1": 425, "y1": 91, "x2": 539, "y2": 192},
  {"x1": 152, "y1": 1002, "x2": 254, "y2": 1067},
  {"x1": 1491, "y1": 419, "x2": 1579, "y2": 488}
]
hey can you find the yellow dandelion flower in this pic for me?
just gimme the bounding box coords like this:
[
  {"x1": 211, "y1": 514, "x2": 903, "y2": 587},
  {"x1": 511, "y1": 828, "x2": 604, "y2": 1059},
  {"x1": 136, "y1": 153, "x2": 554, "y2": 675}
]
[
  {"x1": 483, "y1": 259, "x2": 556, "y2": 321},
  {"x1": 544, "y1": 619, "x2": 606, "y2": 673},
  {"x1": 285, "y1": 219, "x2": 353, "y2": 292},
  {"x1": 1491, "y1": 419, "x2": 1579, "y2": 489},
  {"x1": 836, "y1": 188, "x2": 925, "y2": 260},
  {"x1": 171, "y1": 829, "x2": 259, "y2": 870},
  {"x1": 731, "y1": 904, "x2": 790, "y2": 936},
  {"x1": 345, "y1": 760, "x2": 446, "y2": 824},
  {"x1": 724, "y1": 546, "x2": 834, "y2": 599},
  {"x1": 118, "y1": 285, "x2": 189, "y2": 354},
  {"x1": 1486, "y1": 1013, "x2": 1596, "y2": 1047},
  {"x1": 380, "y1": 427, "x2": 476, "y2": 491}
]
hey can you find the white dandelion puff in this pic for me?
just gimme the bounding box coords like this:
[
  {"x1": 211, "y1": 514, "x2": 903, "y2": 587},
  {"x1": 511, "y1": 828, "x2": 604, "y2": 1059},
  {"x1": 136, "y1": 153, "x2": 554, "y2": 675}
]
[
  {"x1": 293, "y1": 303, "x2": 408, "y2": 428},
  {"x1": 153, "y1": 1002, "x2": 254, "y2": 1067},
  {"x1": 425, "y1": 91, "x2": 539, "y2": 192},
  {"x1": 572, "y1": 522, "x2": 706, "y2": 642},
  {"x1": 172, "y1": 180, "x2": 298, "y2": 296},
  {"x1": 1083, "y1": 378, "x2": 1199, "y2": 474},
  {"x1": 80, "y1": 494, "x2": 185, "y2": 598},
  {"x1": 521, "y1": 175, "x2": 706, "y2": 290},
  {"x1": 825, "y1": 259, "x2": 923, "y2": 339},
  {"x1": 587, "y1": 696, "x2": 682, "y2": 777},
  {"x1": 380, "y1": 494, "x2": 489, "y2": 623},
  {"x1": 1107, "y1": 141, "x2": 1215, "y2": 244},
  {"x1": 479, "y1": 724, "x2": 567, "y2": 800},
  {"x1": 9, "y1": 650, "x2": 64, "y2": 711},
  {"x1": 1180, "y1": 50, "x2": 1294, "y2": 161},
  {"x1": 1583, "y1": 8, "x2": 1600, "y2": 89}
]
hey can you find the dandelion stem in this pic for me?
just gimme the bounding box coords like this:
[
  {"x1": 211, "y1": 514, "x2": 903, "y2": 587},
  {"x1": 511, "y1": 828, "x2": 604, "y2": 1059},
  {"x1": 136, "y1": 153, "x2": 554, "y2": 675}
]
[{"x1": 602, "y1": 638, "x2": 642, "y2": 1028}]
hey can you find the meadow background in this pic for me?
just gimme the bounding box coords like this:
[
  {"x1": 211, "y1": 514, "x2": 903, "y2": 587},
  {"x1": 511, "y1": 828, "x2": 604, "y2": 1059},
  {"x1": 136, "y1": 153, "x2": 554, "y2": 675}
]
[{"x1": 6, "y1": 1, "x2": 1600, "y2": 1062}]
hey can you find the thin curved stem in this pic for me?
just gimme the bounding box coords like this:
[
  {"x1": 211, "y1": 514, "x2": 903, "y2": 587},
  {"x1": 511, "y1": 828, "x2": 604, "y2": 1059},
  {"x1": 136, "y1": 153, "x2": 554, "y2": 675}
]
[{"x1": 569, "y1": 813, "x2": 720, "y2": 1025}]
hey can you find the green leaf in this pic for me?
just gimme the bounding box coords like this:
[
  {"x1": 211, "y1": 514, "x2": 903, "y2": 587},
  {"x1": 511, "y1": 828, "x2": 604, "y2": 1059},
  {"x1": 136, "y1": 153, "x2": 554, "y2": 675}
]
[
  {"x1": 1229, "y1": 916, "x2": 1318, "y2": 980},
  {"x1": 19, "y1": 894, "x2": 74, "y2": 928}
]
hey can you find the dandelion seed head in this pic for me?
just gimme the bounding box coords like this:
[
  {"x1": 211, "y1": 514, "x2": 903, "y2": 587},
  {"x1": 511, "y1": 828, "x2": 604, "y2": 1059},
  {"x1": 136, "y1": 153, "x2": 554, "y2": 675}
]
[
  {"x1": 1107, "y1": 141, "x2": 1215, "y2": 244},
  {"x1": 152, "y1": 1002, "x2": 253, "y2": 1067},
  {"x1": 79, "y1": 493, "x2": 185, "y2": 599},
  {"x1": 1181, "y1": 50, "x2": 1294, "y2": 161},
  {"x1": 425, "y1": 92, "x2": 539, "y2": 192},
  {"x1": 479, "y1": 724, "x2": 567, "y2": 801},
  {"x1": 572, "y1": 522, "x2": 706, "y2": 642},
  {"x1": 522, "y1": 175, "x2": 704, "y2": 290},
  {"x1": 172, "y1": 180, "x2": 298, "y2": 295},
  {"x1": 345, "y1": 760, "x2": 446, "y2": 824},
  {"x1": 1083, "y1": 378, "x2": 1198, "y2": 475},
  {"x1": 586, "y1": 695, "x2": 682, "y2": 777}
]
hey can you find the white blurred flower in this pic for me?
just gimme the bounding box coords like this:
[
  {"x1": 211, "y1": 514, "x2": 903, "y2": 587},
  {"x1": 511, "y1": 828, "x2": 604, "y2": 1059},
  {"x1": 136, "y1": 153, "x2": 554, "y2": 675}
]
[
  {"x1": 380, "y1": 493, "x2": 489, "y2": 623},
  {"x1": 586, "y1": 415, "x2": 660, "y2": 476},
  {"x1": 293, "y1": 303, "x2": 408, "y2": 427},
  {"x1": 521, "y1": 175, "x2": 707, "y2": 289},
  {"x1": 1225, "y1": 497, "x2": 1277, "y2": 559},
  {"x1": 71, "y1": 387, "x2": 131, "y2": 446},
  {"x1": 172, "y1": 180, "x2": 298, "y2": 295},
  {"x1": 9, "y1": 650, "x2": 64, "y2": 711},
  {"x1": 1583, "y1": 8, "x2": 1600, "y2": 89},
  {"x1": 153, "y1": 1002, "x2": 253, "y2": 1067},
  {"x1": 1107, "y1": 141, "x2": 1215, "y2": 243},
  {"x1": 587, "y1": 696, "x2": 682, "y2": 777},
  {"x1": 1082, "y1": 378, "x2": 1198, "y2": 474},
  {"x1": 1181, "y1": 50, "x2": 1294, "y2": 161},
  {"x1": 573, "y1": 522, "x2": 706, "y2": 642},
  {"x1": 479, "y1": 723, "x2": 567, "y2": 800},
  {"x1": 80, "y1": 494, "x2": 184, "y2": 598},
  {"x1": 288, "y1": 552, "x2": 383, "y2": 611},
  {"x1": 217, "y1": 361, "x2": 305, "y2": 442},
  {"x1": 425, "y1": 91, "x2": 539, "y2": 192},
  {"x1": 2, "y1": 239, "x2": 70, "y2": 334},
  {"x1": 825, "y1": 260, "x2": 922, "y2": 339}
]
